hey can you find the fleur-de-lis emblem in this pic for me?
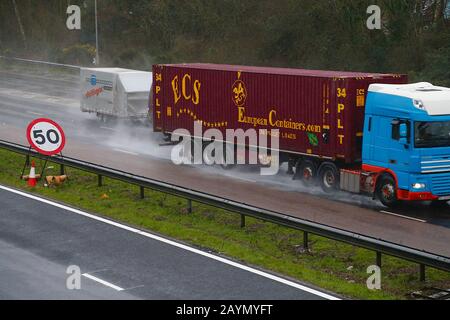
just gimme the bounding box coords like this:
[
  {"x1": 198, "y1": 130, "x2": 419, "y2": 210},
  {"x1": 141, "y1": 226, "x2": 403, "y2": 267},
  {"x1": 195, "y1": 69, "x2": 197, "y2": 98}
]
[{"x1": 232, "y1": 80, "x2": 247, "y2": 107}]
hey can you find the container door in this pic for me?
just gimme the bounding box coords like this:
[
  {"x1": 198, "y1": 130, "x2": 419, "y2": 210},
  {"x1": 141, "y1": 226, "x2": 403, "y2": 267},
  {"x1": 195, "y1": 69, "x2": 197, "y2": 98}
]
[{"x1": 152, "y1": 65, "x2": 164, "y2": 132}]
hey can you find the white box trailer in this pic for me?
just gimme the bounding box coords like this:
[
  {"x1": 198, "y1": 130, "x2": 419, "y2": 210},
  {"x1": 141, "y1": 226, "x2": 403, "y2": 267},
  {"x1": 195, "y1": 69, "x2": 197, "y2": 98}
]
[{"x1": 80, "y1": 68, "x2": 152, "y2": 120}]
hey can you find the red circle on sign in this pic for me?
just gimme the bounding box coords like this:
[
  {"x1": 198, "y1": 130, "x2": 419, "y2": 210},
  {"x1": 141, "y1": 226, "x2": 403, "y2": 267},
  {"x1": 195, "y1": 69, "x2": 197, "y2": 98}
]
[{"x1": 26, "y1": 118, "x2": 66, "y2": 156}]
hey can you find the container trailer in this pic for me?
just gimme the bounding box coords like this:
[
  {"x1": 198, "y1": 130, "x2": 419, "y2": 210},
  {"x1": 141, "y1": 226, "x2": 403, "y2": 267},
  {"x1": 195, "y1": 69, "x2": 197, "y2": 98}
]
[{"x1": 152, "y1": 63, "x2": 450, "y2": 207}]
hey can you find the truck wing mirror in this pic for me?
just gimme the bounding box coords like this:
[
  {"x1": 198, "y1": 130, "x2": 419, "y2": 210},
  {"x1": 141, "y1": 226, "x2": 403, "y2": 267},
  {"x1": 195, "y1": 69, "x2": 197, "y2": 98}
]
[
  {"x1": 399, "y1": 123, "x2": 410, "y2": 147},
  {"x1": 399, "y1": 123, "x2": 408, "y2": 139}
]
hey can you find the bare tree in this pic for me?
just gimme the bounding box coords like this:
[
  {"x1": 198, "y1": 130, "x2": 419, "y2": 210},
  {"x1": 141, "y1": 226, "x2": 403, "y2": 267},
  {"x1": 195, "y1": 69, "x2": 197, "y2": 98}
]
[{"x1": 11, "y1": 0, "x2": 26, "y2": 48}]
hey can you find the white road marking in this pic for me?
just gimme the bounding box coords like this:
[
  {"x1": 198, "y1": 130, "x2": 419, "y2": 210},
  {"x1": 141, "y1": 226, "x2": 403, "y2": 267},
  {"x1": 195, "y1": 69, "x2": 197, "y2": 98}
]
[
  {"x1": 123, "y1": 285, "x2": 145, "y2": 291},
  {"x1": 380, "y1": 210, "x2": 427, "y2": 223},
  {"x1": 0, "y1": 185, "x2": 340, "y2": 300},
  {"x1": 231, "y1": 176, "x2": 258, "y2": 183},
  {"x1": 82, "y1": 273, "x2": 124, "y2": 291},
  {"x1": 26, "y1": 111, "x2": 44, "y2": 117},
  {"x1": 100, "y1": 127, "x2": 117, "y2": 132},
  {"x1": 113, "y1": 149, "x2": 140, "y2": 156}
]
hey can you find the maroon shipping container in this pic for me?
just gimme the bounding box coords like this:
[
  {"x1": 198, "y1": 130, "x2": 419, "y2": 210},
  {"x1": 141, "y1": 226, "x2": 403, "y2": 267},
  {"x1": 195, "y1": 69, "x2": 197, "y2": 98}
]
[{"x1": 153, "y1": 64, "x2": 408, "y2": 163}]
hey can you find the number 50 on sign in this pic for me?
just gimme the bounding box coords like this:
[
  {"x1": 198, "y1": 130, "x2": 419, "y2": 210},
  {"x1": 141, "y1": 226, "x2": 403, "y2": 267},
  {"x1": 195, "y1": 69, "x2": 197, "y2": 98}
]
[{"x1": 27, "y1": 118, "x2": 66, "y2": 156}]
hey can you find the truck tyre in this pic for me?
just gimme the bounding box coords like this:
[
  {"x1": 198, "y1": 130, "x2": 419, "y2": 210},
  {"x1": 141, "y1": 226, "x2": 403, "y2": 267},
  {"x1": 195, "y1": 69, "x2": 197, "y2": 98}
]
[
  {"x1": 202, "y1": 142, "x2": 215, "y2": 166},
  {"x1": 99, "y1": 114, "x2": 108, "y2": 123},
  {"x1": 172, "y1": 141, "x2": 193, "y2": 165},
  {"x1": 431, "y1": 200, "x2": 449, "y2": 208},
  {"x1": 377, "y1": 174, "x2": 399, "y2": 207},
  {"x1": 202, "y1": 141, "x2": 222, "y2": 166},
  {"x1": 318, "y1": 163, "x2": 340, "y2": 193},
  {"x1": 296, "y1": 159, "x2": 317, "y2": 186},
  {"x1": 221, "y1": 144, "x2": 236, "y2": 170}
]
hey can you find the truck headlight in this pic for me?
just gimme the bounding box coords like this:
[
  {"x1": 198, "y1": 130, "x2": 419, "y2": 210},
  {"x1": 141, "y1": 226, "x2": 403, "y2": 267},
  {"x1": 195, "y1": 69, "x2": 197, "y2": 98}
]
[{"x1": 412, "y1": 183, "x2": 426, "y2": 190}]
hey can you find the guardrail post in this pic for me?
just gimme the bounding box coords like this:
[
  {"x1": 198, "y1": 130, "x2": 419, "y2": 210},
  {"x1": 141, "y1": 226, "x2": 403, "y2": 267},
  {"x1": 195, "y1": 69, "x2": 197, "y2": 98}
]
[
  {"x1": 240, "y1": 215, "x2": 246, "y2": 228},
  {"x1": 419, "y1": 264, "x2": 426, "y2": 282},
  {"x1": 98, "y1": 175, "x2": 103, "y2": 187},
  {"x1": 376, "y1": 252, "x2": 382, "y2": 268},
  {"x1": 303, "y1": 232, "x2": 309, "y2": 251},
  {"x1": 60, "y1": 164, "x2": 65, "y2": 176},
  {"x1": 187, "y1": 199, "x2": 192, "y2": 214},
  {"x1": 140, "y1": 186, "x2": 145, "y2": 199}
]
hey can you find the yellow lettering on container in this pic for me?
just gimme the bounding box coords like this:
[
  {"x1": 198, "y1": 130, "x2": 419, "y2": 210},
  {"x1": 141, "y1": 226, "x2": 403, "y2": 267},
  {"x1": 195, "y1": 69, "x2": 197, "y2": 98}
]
[
  {"x1": 171, "y1": 76, "x2": 181, "y2": 105},
  {"x1": 182, "y1": 74, "x2": 191, "y2": 101},
  {"x1": 269, "y1": 110, "x2": 277, "y2": 126},
  {"x1": 337, "y1": 88, "x2": 347, "y2": 98},
  {"x1": 192, "y1": 80, "x2": 201, "y2": 105},
  {"x1": 238, "y1": 107, "x2": 246, "y2": 122}
]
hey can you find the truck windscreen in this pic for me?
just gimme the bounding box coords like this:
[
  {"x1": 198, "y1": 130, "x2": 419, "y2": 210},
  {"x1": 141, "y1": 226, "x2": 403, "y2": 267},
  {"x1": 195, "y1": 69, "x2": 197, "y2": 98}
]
[{"x1": 415, "y1": 121, "x2": 450, "y2": 148}]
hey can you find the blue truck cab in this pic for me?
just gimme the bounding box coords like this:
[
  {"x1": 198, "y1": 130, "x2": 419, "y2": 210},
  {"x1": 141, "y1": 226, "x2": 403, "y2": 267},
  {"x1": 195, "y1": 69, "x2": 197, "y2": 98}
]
[{"x1": 362, "y1": 82, "x2": 450, "y2": 206}]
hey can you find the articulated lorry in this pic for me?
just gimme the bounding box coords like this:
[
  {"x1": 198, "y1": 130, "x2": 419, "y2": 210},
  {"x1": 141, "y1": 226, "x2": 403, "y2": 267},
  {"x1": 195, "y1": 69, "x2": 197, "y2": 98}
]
[{"x1": 152, "y1": 63, "x2": 450, "y2": 207}]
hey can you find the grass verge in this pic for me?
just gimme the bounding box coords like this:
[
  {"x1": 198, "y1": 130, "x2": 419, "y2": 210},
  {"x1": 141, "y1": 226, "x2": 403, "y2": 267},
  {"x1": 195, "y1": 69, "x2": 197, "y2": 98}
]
[{"x1": 0, "y1": 148, "x2": 449, "y2": 299}]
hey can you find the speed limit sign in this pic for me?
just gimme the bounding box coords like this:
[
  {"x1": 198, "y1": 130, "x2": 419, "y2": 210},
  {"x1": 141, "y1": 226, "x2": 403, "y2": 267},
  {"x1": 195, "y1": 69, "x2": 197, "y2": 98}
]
[{"x1": 26, "y1": 118, "x2": 66, "y2": 156}]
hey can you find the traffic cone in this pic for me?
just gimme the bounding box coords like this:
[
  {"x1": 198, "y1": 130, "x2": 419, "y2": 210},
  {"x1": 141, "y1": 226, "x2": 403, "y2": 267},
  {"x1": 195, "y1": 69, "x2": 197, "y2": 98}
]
[{"x1": 27, "y1": 161, "x2": 37, "y2": 188}]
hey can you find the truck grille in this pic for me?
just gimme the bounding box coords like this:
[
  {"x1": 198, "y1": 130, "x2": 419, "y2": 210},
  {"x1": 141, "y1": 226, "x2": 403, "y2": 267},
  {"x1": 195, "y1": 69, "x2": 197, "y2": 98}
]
[
  {"x1": 431, "y1": 173, "x2": 450, "y2": 196},
  {"x1": 421, "y1": 158, "x2": 450, "y2": 174}
]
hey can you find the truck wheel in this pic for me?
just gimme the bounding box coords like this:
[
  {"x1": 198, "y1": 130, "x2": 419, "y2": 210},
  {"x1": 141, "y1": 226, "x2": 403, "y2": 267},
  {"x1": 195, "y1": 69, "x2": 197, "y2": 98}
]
[
  {"x1": 296, "y1": 160, "x2": 317, "y2": 186},
  {"x1": 377, "y1": 175, "x2": 399, "y2": 207},
  {"x1": 221, "y1": 144, "x2": 236, "y2": 170},
  {"x1": 172, "y1": 142, "x2": 193, "y2": 165},
  {"x1": 202, "y1": 143, "x2": 215, "y2": 166},
  {"x1": 100, "y1": 114, "x2": 107, "y2": 123},
  {"x1": 319, "y1": 163, "x2": 340, "y2": 193},
  {"x1": 202, "y1": 141, "x2": 221, "y2": 166},
  {"x1": 431, "y1": 200, "x2": 449, "y2": 208}
]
